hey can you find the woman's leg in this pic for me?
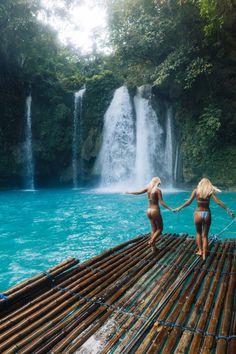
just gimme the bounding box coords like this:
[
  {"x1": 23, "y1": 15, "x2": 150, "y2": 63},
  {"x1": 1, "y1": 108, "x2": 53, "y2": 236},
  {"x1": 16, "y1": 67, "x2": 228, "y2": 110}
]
[
  {"x1": 147, "y1": 210, "x2": 162, "y2": 252},
  {"x1": 152, "y1": 214, "x2": 163, "y2": 244},
  {"x1": 202, "y1": 214, "x2": 211, "y2": 260},
  {"x1": 147, "y1": 211, "x2": 157, "y2": 246},
  {"x1": 194, "y1": 212, "x2": 203, "y2": 256}
]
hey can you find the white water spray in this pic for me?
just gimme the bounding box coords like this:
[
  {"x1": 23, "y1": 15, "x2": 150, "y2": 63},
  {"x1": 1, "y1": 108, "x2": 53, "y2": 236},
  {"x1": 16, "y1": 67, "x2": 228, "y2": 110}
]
[
  {"x1": 96, "y1": 86, "x2": 135, "y2": 188},
  {"x1": 72, "y1": 88, "x2": 86, "y2": 188},
  {"x1": 23, "y1": 95, "x2": 35, "y2": 190},
  {"x1": 163, "y1": 107, "x2": 174, "y2": 185},
  {"x1": 134, "y1": 86, "x2": 164, "y2": 188},
  {"x1": 96, "y1": 86, "x2": 178, "y2": 190}
]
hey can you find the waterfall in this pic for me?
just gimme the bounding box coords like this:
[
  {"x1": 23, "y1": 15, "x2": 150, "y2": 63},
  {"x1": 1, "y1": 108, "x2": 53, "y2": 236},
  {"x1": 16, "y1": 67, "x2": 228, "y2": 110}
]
[
  {"x1": 174, "y1": 143, "x2": 179, "y2": 183},
  {"x1": 134, "y1": 86, "x2": 164, "y2": 188},
  {"x1": 23, "y1": 95, "x2": 35, "y2": 190},
  {"x1": 96, "y1": 86, "x2": 135, "y2": 187},
  {"x1": 96, "y1": 86, "x2": 178, "y2": 190},
  {"x1": 72, "y1": 88, "x2": 86, "y2": 188},
  {"x1": 163, "y1": 107, "x2": 174, "y2": 185}
]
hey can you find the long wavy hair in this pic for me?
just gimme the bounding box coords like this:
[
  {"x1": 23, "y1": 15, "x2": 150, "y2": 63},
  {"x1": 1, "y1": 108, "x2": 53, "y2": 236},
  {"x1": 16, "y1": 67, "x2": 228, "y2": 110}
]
[
  {"x1": 196, "y1": 178, "x2": 221, "y2": 199},
  {"x1": 149, "y1": 177, "x2": 161, "y2": 193}
]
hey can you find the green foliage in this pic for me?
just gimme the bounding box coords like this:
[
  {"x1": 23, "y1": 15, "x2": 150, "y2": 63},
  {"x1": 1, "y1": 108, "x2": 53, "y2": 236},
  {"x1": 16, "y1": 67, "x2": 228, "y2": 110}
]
[
  {"x1": 0, "y1": 0, "x2": 236, "y2": 187},
  {"x1": 181, "y1": 103, "x2": 223, "y2": 183},
  {"x1": 184, "y1": 57, "x2": 213, "y2": 88},
  {"x1": 192, "y1": 0, "x2": 223, "y2": 34},
  {"x1": 195, "y1": 104, "x2": 221, "y2": 147},
  {"x1": 84, "y1": 70, "x2": 120, "y2": 130}
]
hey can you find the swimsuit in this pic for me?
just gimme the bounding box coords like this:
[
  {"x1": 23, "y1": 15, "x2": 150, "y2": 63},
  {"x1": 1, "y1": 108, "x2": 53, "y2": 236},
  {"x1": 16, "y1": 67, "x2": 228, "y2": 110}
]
[
  {"x1": 196, "y1": 199, "x2": 210, "y2": 223},
  {"x1": 147, "y1": 207, "x2": 158, "y2": 212},
  {"x1": 195, "y1": 198, "x2": 210, "y2": 223},
  {"x1": 197, "y1": 199, "x2": 210, "y2": 204},
  {"x1": 196, "y1": 210, "x2": 210, "y2": 222}
]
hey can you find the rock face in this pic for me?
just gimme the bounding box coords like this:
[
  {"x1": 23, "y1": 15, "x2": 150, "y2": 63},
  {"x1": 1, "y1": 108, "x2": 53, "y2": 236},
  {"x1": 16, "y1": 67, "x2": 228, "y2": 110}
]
[{"x1": 0, "y1": 70, "x2": 119, "y2": 188}]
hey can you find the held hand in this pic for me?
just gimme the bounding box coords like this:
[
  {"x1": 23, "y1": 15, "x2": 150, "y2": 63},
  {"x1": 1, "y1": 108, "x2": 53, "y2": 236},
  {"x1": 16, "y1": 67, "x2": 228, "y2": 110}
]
[
  {"x1": 173, "y1": 207, "x2": 181, "y2": 213},
  {"x1": 227, "y1": 208, "x2": 235, "y2": 218}
]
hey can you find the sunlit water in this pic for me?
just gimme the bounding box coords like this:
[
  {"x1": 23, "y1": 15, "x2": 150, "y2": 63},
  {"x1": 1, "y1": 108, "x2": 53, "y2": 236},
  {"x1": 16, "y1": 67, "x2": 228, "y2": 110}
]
[{"x1": 0, "y1": 188, "x2": 235, "y2": 292}]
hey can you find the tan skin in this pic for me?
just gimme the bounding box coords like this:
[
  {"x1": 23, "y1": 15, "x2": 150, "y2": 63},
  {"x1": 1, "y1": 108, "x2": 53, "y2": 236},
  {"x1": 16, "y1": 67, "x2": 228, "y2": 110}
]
[
  {"x1": 174, "y1": 190, "x2": 235, "y2": 260},
  {"x1": 126, "y1": 186, "x2": 172, "y2": 252}
]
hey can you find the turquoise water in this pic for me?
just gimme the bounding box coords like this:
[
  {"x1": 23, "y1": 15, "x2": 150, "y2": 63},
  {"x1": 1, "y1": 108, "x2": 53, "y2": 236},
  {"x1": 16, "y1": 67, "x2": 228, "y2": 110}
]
[{"x1": 0, "y1": 188, "x2": 235, "y2": 292}]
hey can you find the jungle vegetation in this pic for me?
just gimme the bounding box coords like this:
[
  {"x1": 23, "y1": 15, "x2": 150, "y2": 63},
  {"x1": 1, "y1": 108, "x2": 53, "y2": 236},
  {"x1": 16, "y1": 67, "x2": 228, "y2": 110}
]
[{"x1": 0, "y1": 0, "x2": 236, "y2": 187}]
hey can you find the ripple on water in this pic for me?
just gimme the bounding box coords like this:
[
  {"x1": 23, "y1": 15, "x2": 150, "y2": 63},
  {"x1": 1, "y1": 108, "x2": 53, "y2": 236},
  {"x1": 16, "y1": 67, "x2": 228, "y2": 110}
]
[{"x1": 0, "y1": 189, "x2": 235, "y2": 291}]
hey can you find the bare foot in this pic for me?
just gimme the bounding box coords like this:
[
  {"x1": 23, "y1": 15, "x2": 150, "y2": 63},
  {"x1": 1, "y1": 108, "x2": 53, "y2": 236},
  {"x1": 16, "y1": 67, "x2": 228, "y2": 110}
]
[
  {"x1": 196, "y1": 250, "x2": 202, "y2": 256},
  {"x1": 202, "y1": 251, "x2": 209, "y2": 260},
  {"x1": 152, "y1": 245, "x2": 158, "y2": 253},
  {"x1": 148, "y1": 240, "x2": 158, "y2": 253}
]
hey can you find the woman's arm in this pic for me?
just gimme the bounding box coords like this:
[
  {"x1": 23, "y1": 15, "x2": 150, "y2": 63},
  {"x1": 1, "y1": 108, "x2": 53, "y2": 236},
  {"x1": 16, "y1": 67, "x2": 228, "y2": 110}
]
[
  {"x1": 125, "y1": 188, "x2": 148, "y2": 195},
  {"x1": 212, "y1": 194, "x2": 235, "y2": 218},
  {"x1": 173, "y1": 190, "x2": 196, "y2": 212},
  {"x1": 157, "y1": 189, "x2": 172, "y2": 211}
]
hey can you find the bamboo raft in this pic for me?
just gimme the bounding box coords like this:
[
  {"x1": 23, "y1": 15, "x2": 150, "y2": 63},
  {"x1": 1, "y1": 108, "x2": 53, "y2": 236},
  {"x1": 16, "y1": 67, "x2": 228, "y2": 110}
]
[{"x1": 0, "y1": 234, "x2": 235, "y2": 353}]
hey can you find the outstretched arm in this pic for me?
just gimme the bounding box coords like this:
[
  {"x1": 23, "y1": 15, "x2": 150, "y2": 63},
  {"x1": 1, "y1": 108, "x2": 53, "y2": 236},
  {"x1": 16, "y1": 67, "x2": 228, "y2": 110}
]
[
  {"x1": 125, "y1": 188, "x2": 148, "y2": 195},
  {"x1": 157, "y1": 189, "x2": 172, "y2": 211},
  {"x1": 212, "y1": 193, "x2": 235, "y2": 218},
  {"x1": 173, "y1": 190, "x2": 196, "y2": 212}
]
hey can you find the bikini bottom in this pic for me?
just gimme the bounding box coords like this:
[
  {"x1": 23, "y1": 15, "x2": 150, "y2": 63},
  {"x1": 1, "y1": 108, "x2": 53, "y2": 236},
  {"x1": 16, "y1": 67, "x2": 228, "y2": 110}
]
[
  {"x1": 147, "y1": 208, "x2": 158, "y2": 213},
  {"x1": 195, "y1": 211, "x2": 210, "y2": 222}
]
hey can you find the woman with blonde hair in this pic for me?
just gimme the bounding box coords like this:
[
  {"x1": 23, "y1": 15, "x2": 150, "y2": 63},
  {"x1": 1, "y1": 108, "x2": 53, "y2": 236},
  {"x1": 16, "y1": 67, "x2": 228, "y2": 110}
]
[
  {"x1": 126, "y1": 177, "x2": 172, "y2": 252},
  {"x1": 174, "y1": 178, "x2": 234, "y2": 260}
]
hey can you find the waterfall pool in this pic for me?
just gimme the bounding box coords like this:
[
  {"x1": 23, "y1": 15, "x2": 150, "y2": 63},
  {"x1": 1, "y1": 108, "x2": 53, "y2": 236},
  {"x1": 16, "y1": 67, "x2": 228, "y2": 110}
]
[{"x1": 0, "y1": 188, "x2": 235, "y2": 291}]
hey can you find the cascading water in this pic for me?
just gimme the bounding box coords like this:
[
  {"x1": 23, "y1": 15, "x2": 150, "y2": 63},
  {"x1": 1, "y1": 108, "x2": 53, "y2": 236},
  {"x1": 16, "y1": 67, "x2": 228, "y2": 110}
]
[
  {"x1": 174, "y1": 143, "x2": 179, "y2": 183},
  {"x1": 23, "y1": 95, "x2": 35, "y2": 190},
  {"x1": 96, "y1": 85, "x2": 178, "y2": 190},
  {"x1": 134, "y1": 86, "x2": 164, "y2": 187},
  {"x1": 163, "y1": 107, "x2": 174, "y2": 185},
  {"x1": 72, "y1": 88, "x2": 86, "y2": 188},
  {"x1": 96, "y1": 86, "x2": 136, "y2": 188}
]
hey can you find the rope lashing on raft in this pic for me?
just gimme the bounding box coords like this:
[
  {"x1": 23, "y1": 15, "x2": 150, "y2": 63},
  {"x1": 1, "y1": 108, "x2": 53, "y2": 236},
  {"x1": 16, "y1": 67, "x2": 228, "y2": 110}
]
[
  {"x1": 0, "y1": 293, "x2": 8, "y2": 301},
  {"x1": 121, "y1": 238, "x2": 215, "y2": 354},
  {"x1": 211, "y1": 216, "x2": 236, "y2": 241},
  {"x1": 46, "y1": 280, "x2": 236, "y2": 343}
]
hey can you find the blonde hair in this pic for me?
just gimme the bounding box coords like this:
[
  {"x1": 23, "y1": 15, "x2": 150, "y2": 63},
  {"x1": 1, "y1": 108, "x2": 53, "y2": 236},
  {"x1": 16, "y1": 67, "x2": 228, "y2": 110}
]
[
  {"x1": 196, "y1": 178, "x2": 221, "y2": 199},
  {"x1": 149, "y1": 177, "x2": 161, "y2": 193}
]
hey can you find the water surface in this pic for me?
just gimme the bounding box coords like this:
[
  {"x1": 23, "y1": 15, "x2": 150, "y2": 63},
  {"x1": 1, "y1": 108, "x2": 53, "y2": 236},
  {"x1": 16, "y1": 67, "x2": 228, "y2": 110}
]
[{"x1": 0, "y1": 188, "x2": 235, "y2": 291}]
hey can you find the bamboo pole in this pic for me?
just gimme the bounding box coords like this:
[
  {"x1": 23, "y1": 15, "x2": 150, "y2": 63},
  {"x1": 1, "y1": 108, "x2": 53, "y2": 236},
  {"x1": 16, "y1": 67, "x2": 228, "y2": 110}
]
[
  {"x1": 134, "y1": 240, "x2": 207, "y2": 353},
  {"x1": 228, "y1": 264, "x2": 236, "y2": 354},
  {"x1": 188, "y1": 242, "x2": 231, "y2": 353},
  {"x1": 174, "y1": 242, "x2": 222, "y2": 354},
  {"x1": 1, "y1": 235, "x2": 163, "y2": 352},
  {"x1": 64, "y1": 236, "x2": 185, "y2": 351},
  {"x1": 200, "y1": 243, "x2": 233, "y2": 352},
  {"x1": 99, "y1": 237, "x2": 188, "y2": 353},
  {"x1": 3, "y1": 258, "x2": 78, "y2": 296},
  {"x1": 216, "y1": 252, "x2": 236, "y2": 354},
  {"x1": 1, "y1": 234, "x2": 146, "y2": 316},
  {"x1": 0, "y1": 258, "x2": 80, "y2": 316},
  {"x1": 18, "y1": 234, "x2": 174, "y2": 352},
  {"x1": 154, "y1": 243, "x2": 220, "y2": 354},
  {"x1": 3, "y1": 235, "x2": 233, "y2": 354},
  {"x1": 21, "y1": 247, "x2": 161, "y2": 354},
  {"x1": 22, "y1": 232, "x2": 171, "y2": 354},
  {"x1": 113, "y1": 237, "x2": 196, "y2": 353},
  {"x1": 0, "y1": 235, "x2": 147, "y2": 330},
  {"x1": 46, "y1": 236, "x2": 182, "y2": 353},
  {"x1": 0, "y1": 238, "x2": 151, "y2": 351}
]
